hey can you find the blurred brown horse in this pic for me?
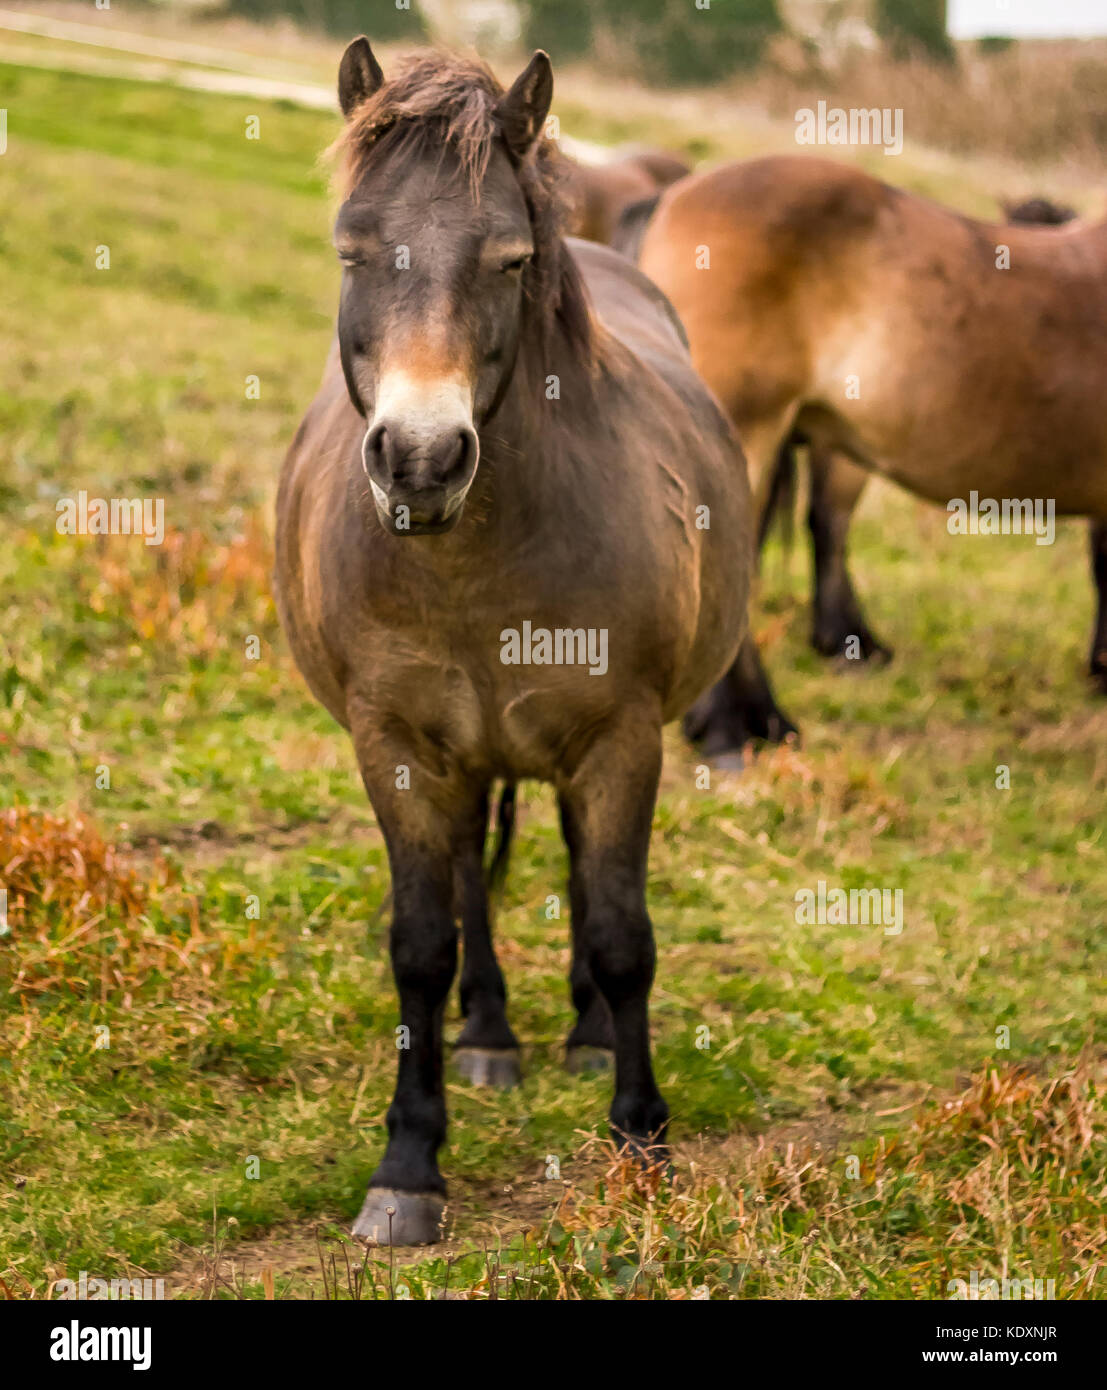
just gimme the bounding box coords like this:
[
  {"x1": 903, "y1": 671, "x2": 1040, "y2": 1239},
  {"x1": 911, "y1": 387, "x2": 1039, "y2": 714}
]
[
  {"x1": 563, "y1": 147, "x2": 690, "y2": 247},
  {"x1": 639, "y1": 158, "x2": 1107, "y2": 744},
  {"x1": 762, "y1": 196, "x2": 1083, "y2": 666}
]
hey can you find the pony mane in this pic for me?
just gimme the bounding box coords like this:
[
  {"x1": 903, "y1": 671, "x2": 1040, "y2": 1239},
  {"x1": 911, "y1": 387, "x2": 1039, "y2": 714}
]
[{"x1": 330, "y1": 51, "x2": 594, "y2": 363}]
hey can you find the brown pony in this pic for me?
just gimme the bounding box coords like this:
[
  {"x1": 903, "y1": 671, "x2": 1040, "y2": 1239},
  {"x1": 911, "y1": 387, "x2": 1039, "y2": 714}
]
[
  {"x1": 275, "y1": 40, "x2": 770, "y2": 1244},
  {"x1": 563, "y1": 148, "x2": 690, "y2": 247},
  {"x1": 639, "y1": 157, "x2": 1107, "y2": 742},
  {"x1": 765, "y1": 196, "x2": 1083, "y2": 666}
]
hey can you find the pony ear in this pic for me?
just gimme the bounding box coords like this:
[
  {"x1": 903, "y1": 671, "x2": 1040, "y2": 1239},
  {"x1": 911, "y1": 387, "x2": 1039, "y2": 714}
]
[
  {"x1": 497, "y1": 50, "x2": 553, "y2": 158},
  {"x1": 338, "y1": 37, "x2": 384, "y2": 119}
]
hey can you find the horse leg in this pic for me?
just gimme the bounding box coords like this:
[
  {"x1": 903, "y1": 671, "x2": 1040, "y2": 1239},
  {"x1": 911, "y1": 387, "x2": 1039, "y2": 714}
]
[
  {"x1": 808, "y1": 447, "x2": 890, "y2": 661},
  {"x1": 681, "y1": 416, "x2": 799, "y2": 760},
  {"x1": 683, "y1": 631, "x2": 798, "y2": 761},
  {"x1": 1089, "y1": 519, "x2": 1107, "y2": 693},
  {"x1": 559, "y1": 795, "x2": 615, "y2": 1072},
  {"x1": 558, "y1": 714, "x2": 668, "y2": 1163},
  {"x1": 348, "y1": 729, "x2": 465, "y2": 1245},
  {"x1": 454, "y1": 790, "x2": 521, "y2": 1087}
]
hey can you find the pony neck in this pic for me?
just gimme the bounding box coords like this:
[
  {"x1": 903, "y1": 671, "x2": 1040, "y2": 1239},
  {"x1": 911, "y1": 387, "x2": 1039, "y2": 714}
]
[
  {"x1": 480, "y1": 240, "x2": 601, "y2": 455},
  {"x1": 480, "y1": 324, "x2": 600, "y2": 469}
]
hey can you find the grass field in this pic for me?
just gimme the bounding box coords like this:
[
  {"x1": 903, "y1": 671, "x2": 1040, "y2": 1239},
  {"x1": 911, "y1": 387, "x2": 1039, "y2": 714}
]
[{"x1": 1, "y1": 54, "x2": 1105, "y2": 1300}]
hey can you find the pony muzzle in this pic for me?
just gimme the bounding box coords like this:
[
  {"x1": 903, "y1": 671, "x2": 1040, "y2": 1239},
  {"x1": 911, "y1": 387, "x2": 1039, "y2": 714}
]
[{"x1": 361, "y1": 372, "x2": 479, "y2": 534}]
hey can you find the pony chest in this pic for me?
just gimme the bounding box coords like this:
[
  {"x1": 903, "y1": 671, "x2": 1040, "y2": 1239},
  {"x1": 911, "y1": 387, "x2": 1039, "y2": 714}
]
[{"x1": 366, "y1": 633, "x2": 618, "y2": 780}]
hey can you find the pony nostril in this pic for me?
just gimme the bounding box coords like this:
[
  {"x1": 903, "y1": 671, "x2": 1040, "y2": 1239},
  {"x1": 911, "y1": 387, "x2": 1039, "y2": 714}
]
[
  {"x1": 449, "y1": 428, "x2": 478, "y2": 482},
  {"x1": 364, "y1": 423, "x2": 390, "y2": 478}
]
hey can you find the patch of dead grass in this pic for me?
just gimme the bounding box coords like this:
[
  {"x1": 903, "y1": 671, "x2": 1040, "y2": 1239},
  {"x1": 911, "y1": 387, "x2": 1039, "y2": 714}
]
[{"x1": 0, "y1": 806, "x2": 191, "y2": 1005}]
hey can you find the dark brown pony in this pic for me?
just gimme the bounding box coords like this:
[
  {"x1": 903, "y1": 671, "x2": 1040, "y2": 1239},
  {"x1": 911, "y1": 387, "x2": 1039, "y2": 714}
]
[
  {"x1": 639, "y1": 158, "x2": 1107, "y2": 744},
  {"x1": 275, "y1": 40, "x2": 770, "y2": 1244}
]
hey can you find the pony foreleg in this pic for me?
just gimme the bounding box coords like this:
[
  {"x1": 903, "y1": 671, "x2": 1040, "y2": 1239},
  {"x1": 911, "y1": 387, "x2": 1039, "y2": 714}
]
[
  {"x1": 352, "y1": 839, "x2": 455, "y2": 1245},
  {"x1": 349, "y1": 734, "x2": 460, "y2": 1245},
  {"x1": 1089, "y1": 519, "x2": 1107, "y2": 693},
  {"x1": 558, "y1": 715, "x2": 668, "y2": 1164}
]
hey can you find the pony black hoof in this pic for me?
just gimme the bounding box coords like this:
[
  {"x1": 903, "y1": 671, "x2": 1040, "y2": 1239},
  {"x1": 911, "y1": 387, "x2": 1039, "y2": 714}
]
[
  {"x1": 454, "y1": 1046, "x2": 522, "y2": 1088},
  {"x1": 758, "y1": 708, "x2": 800, "y2": 744},
  {"x1": 351, "y1": 1188, "x2": 445, "y2": 1246},
  {"x1": 566, "y1": 1044, "x2": 614, "y2": 1074},
  {"x1": 709, "y1": 749, "x2": 745, "y2": 773},
  {"x1": 682, "y1": 700, "x2": 797, "y2": 758}
]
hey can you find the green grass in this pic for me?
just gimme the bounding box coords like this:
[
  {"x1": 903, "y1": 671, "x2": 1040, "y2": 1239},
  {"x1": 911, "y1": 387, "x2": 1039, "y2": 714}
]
[{"x1": 1, "y1": 60, "x2": 1104, "y2": 1300}]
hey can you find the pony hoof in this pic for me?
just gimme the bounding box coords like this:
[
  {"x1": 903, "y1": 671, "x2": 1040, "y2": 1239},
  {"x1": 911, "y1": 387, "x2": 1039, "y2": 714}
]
[
  {"x1": 454, "y1": 1046, "x2": 521, "y2": 1088},
  {"x1": 351, "y1": 1188, "x2": 445, "y2": 1246},
  {"x1": 566, "y1": 1045, "x2": 614, "y2": 1074},
  {"x1": 709, "y1": 750, "x2": 745, "y2": 773}
]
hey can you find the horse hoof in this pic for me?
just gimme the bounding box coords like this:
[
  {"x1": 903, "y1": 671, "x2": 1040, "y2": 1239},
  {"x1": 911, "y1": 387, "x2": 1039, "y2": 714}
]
[
  {"x1": 351, "y1": 1188, "x2": 445, "y2": 1246},
  {"x1": 454, "y1": 1046, "x2": 522, "y2": 1088},
  {"x1": 710, "y1": 750, "x2": 745, "y2": 773},
  {"x1": 566, "y1": 1045, "x2": 614, "y2": 1074}
]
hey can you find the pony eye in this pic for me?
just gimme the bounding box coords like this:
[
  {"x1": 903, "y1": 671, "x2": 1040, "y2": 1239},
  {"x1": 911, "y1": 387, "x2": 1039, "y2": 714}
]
[{"x1": 499, "y1": 254, "x2": 531, "y2": 274}]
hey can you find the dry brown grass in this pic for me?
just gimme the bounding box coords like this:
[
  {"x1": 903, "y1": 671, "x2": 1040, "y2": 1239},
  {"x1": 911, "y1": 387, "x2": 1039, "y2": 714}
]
[
  {"x1": 83, "y1": 516, "x2": 275, "y2": 657},
  {"x1": 0, "y1": 806, "x2": 189, "y2": 1002},
  {"x1": 543, "y1": 1061, "x2": 1105, "y2": 1299}
]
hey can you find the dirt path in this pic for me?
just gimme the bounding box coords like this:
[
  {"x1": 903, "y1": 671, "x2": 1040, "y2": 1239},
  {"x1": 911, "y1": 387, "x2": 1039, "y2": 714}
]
[
  {"x1": 0, "y1": 7, "x2": 303, "y2": 74},
  {"x1": 0, "y1": 8, "x2": 612, "y2": 160},
  {"x1": 0, "y1": 8, "x2": 338, "y2": 107}
]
